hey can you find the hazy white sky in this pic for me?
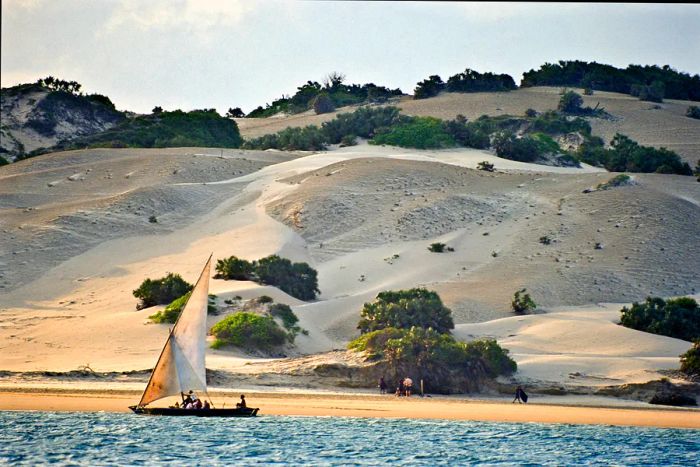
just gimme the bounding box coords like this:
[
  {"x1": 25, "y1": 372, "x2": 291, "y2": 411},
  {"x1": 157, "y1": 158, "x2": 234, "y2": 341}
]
[{"x1": 2, "y1": 1, "x2": 699, "y2": 114}]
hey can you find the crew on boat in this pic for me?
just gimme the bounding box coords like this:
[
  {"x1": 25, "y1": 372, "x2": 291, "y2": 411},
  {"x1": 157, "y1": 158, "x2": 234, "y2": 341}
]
[{"x1": 236, "y1": 394, "x2": 247, "y2": 408}]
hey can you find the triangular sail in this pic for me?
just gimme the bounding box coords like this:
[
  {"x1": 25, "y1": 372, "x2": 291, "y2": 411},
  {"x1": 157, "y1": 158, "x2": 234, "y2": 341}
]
[{"x1": 138, "y1": 256, "x2": 212, "y2": 407}]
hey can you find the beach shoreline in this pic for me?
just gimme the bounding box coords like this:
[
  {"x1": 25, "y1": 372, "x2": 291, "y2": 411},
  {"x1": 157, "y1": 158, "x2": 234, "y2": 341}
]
[{"x1": 2, "y1": 387, "x2": 699, "y2": 429}]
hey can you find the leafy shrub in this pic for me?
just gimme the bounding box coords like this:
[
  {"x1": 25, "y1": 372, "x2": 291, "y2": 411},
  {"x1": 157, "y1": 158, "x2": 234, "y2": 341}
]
[
  {"x1": 269, "y1": 303, "x2": 298, "y2": 328},
  {"x1": 0, "y1": 156, "x2": 9, "y2": 166},
  {"x1": 210, "y1": 312, "x2": 287, "y2": 350},
  {"x1": 442, "y1": 115, "x2": 490, "y2": 149},
  {"x1": 68, "y1": 109, "x2": 242, "y2": 149},
  {"x1": 226, "y1": 107, "x2": 245, "y2": 118},
  {"x1": 477, "y1": 161, "x2": 495, "y2": 172},
  {"x1": 539, "y1": 235, "x2": 552, "y2": 245},
  {"x1": 214, "y1": 256, "x2": 254, "y2": 280},
  {"x1": 149, "y1": 292, "x2": 217, "y2": 323},
  {"x1": 357, "y1": 288, "x2": 455, "y2": 334},
  {"x1": 558, "y1": 90, "x2": 584, "y2": 113},
  {"x1": 254, "y1": 255, "x2": 320, "y2": 301},
  {"x1": 414, "y1": 75, "x2": 446, "y2": 99},
  {"x1": 445, "y1": 69, "x2": 517, "y2": 93},
  {"x1": 583, "y1": 87, "x2": 593, "y2": 96},
  {"x1": 322, "y1": 106, "x2": 401, "y2": 143},
  {"x1": 631, "y1": 81, "x2": 665, "y2": 103},
  {"x1": 596, "y1": 174, "x2": 631, "y2": 190},
  {"x1": 371, "y1": 117, "x2": 455, "y2": 149},
  {"x1": 428, "y1": 243, "x2": 446, "y2": 253},
  {"x1": 339, "y1": 134, "x2": 357, "y2": 147},
  {"x1": 312, "y1": 93, "x2": 335, "y2": 114},
  {"x1": 492, "y1": 132, "x2": 540, "y2": 162},
  {"x1": 243, "y1": 125, "x2": 328, "y2": 151},
  {"x1": 511, "y1": 289, "x2": 536, "y2": 314},
  {"x1": 521, "y1": 60, "x2": 700, "y2": 101},
  {"x1": 620, "y1": 296, "x2": 700, "y2": 342},
  {"x1": 680, "y1": 340, "x2": 700, "y2": 376},
  {"x1": 606, "y1": 134, "x2": 692, "y2": 175},
  {"x1": 687, "y1": 106, "x2": 700, "y2": 120},
  {"x1": 148, "y1": 215, "x2": 157, "y2": 223},
  {"x1": 525, "y1": 108, "x2": 537, "y2": 118},
  {"x1": 531, "y1": 110, "x2": 591, "y2": 135},
  {"x1": 133, "y1": 273, "x2": 193, "y2": 310},
  {"x1": 258, "y1": 295, "x2": 274, "y2": 304},
  {"x1": 349, "y1": 327, "x2": 516, "y2": 390}
]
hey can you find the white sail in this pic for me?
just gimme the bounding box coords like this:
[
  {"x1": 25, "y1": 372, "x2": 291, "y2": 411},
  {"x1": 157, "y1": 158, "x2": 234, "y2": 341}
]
[{"x1": 138, "y1": 256, "x2": 211, "y2": 406}]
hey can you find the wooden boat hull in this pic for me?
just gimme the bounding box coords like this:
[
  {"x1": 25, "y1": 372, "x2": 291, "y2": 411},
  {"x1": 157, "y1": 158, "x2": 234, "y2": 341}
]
[{"x1": 129, "y1": 405, "x2": 259, "y2": 417}]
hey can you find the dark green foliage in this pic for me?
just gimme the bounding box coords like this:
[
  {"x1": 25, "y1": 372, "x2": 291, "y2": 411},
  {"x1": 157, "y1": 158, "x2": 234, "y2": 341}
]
[
  {"x1": 258, "y1": 295, "x2": 274, "y2": 304},
  {"x1": 605, "y1": 134, "x2": 692, "y2": 175},
  {"x1": 148, "y1": 215, "x2": 157, "y2": 223},
  {"x1": 630, "y1": 81, "x2": 665, "y2": 102},
  {"x1": 322, "y1": 106, "x2": 401, "y2": 144},
  {"x1": 525, "y1": 108, "x2": 537, "y2": 118},
  {"x1": 247, "y1": 76, "x2": 401, "y2": 117},
  {"x1": 226, "y1": 107, "x2": 245, "y2": 118},
  {"x1": 414, "y1": 75, "x2": 445, "y2": 99},
  {"x1": 446, "y1": 69, "x2": 517, "y2": 93},
  {"x1": 521, "y1": 60, "x2": 700, "y2": 101},
  {"x1": 442, "y1": 115, "x2": 490, "y2": 149},
  {"x1": 0, "y1": 155, "x2": 8, "y2": 166},
  {"x1": 68, "y1": 109, "x2": 242, "y2": 149},
  {"x1": 428, "y1": 243, "x2": 446, "y2": 253},
  {"x1": 477, "y1": 160, "x2": 495, "y2": 172},
  {"x1": 687, "y1": 106, "x2": 700, "y2": 120},
  {"x1": 575, "y1": 135, "x2": 607, "y2": 166},
  {"x1": 214, "y1": 256, "x2": 253, "y2": 280},
  {"x1": 583, "y1": 87, "x2": 593, "y2": 96},
  {"x1": 371, "y1": 117, "x2": 455, "y2": 149},
  {"x1": 312, "y1": 93, "x2": 335, "y2": 114},
  {"x1": 152, "y1": 106, "x2": 163, "y2": 114},
  {"x1": 133, "y1": 273, "x2": 193, "y2": 310},
  {"x1": 86, "y1": 94, "x2": 117, "y2": 110},
  {"x1": 210, "y1": 312, "x2": 287, "y2": 350},
  {"x1": 596, "y1": 174, "x2": 631, "y2": 190},
  {"x1": 358, "y1": 288, "x2": 454, "y2": 335},
  {"x1": 531, "y1": 110, "x2": 591, "y2": 135},
  {"x1": 339, "y1": 134, "x2": 357, "y2": 147},
  {"x1": 348, "y1": 327, "x2": 516, "y2": 389},
  {"x1": 512, "y1": 289, "x2": 536, "y2": 314},
  {"x1": 492, "y1": 132, "x2": 540, "y2": 162},
  {"x1": 680, "y1": 340, "x2": 700, "y2": 376},
  {"x1": 36, "y1": 76, "x2": 82, "y2": 94},
  {"x1": 242, "y1": 125, "x2": 327, "y2": 151},
  {"x1": 558, "y1": 90, "x2": 584, "y2": 113},
  {"x1": 620, "y1": 296, "x2": 700, "y2": 342},
  {"x1": 25, "y1": 90, "x2": 124, "y2": 137},
  {"x1": 269, "y1": 303, "x2": 299, "y2": 329},
  {"x1": 254, "y1": 255, "x2": 320, "y2": 301},
  {"x1": 149, "y1": 292, "x2": 217, "y2": 323},
  {"x1": 539, "y1": 235, "x2": 552, "y2": 245}
]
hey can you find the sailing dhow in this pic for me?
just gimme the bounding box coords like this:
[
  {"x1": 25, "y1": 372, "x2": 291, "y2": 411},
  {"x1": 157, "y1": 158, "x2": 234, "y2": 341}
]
[{"x1": 130, "y1": 255, "x2": 259, "y2": 416}]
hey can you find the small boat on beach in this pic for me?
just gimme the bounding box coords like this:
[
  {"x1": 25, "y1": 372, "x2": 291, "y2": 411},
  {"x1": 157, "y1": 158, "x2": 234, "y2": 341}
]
[{"x1": 129, "y1": 255, "x2": 259, "y2": 417}]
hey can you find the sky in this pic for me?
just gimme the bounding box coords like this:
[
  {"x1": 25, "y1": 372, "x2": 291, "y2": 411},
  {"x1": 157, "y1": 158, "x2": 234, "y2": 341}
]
[{"x1": 2, "y1": 1, "x2": 700, "y2": 115}]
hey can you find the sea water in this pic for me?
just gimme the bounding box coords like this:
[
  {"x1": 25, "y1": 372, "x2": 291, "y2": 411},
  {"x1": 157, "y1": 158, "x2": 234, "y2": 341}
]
[{"x1": 1, "y1": 412, "x2": 698, "y2": 466}]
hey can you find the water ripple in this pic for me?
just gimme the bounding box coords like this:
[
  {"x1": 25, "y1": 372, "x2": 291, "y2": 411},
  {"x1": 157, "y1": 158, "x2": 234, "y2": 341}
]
[{"x1": 0, "y1": 412, "x2": 698, "y2": 466}]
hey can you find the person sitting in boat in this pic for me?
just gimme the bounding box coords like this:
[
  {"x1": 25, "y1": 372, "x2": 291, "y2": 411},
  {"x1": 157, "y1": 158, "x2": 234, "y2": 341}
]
[
  {"x1": 203, "y1": 400, "x2": 211, "y2": 410},
  {"x1": 181, "y1": 391, "x2": 193, "y2": 406},
  {"x1": 236, "y1": 394, "x2": 247, "y2": 408}
]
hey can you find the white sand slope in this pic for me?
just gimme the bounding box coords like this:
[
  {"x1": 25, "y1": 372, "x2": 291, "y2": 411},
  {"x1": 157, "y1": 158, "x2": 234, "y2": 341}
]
[{"x1": 0, "y1": 145, "x2": 698, "y2": 394}]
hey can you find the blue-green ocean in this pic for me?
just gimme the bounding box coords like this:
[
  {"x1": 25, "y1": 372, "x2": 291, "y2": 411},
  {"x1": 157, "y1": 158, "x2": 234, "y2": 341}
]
[{"x1": 1, "y1": 411, "x2": 698, "y2": 466}]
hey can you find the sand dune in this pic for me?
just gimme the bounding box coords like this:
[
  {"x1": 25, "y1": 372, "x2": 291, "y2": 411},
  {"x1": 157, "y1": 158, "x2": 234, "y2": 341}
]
[{"x1": 0, "y1": 143, "x2": 698, "y2": 399}]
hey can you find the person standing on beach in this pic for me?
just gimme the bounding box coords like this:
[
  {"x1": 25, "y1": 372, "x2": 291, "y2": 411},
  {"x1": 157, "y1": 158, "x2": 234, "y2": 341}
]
[
  {"x1": 512, "y1": 385, "x2": 527, "y2": 403},
  {"x1": 379, "y1": 377, "x2": 388, "y2": 394},
  {"x1": 403, "y1": 377, "x2": 413, "y2": 397}
]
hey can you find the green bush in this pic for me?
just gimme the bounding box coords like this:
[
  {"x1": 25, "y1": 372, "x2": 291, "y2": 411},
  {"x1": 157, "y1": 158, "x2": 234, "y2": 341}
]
[
  {"x1": 428, "y1": 242, "x2": 446, "y2": 253},
  {"x1": 445, "y1": 69, "x2": 517, "y2": 93},
  {"x1": 133, "y1": 273, "x2": 193, "y2": 310},
  {"x1": 687, "y1": 106, "x2": 700, "y2": 120},
  {"x1": 258, "y1": 295, "x2": 274, "y2": 304},
  {"x1": 253, "y1": 255, "x2": 320, "y2": 301},
  {"x1": 443, "y1": 115, "x2": 491, "y2": 149},
  {"x1": 149, "y1": 292, "x2": 217, "y2": 323},
  {"x1": 620, "y1": 296, "x2": 700, "y2": 342},
  {"x1": 210, "y1": 312, "x2": 287, "y2": 350},
  {"x1": 339, "y1": 134, "x2": 357, "y2": 147},
  {"x1": 631, "y1": 81, "x2": 665, "y2": 103},
  {"x1": 492, "y1": 132, "x2": 540, "y2": 162},
  {"x1": 66, "y1": 109, "x2": 242, "y2": 150},
  {"x1": 414, "y1": 75, "x2": 445, "y2": 99},
  {"x1": 269, "y1": 303, "x2": 299, "y2": 329},
  {"x1": 680, "y1": 340, "x2": 700, "y2": 376},
  {"x1": 243, "y1": 125, "x2": 328, "y2": 151},
  {"x1": 371, "y1": 117, "x2": 455, "y2": 149},
  {"x1": 477, "y1": 160, "x2": 495, "y2": 172},
  {"x1": 312, "y1": 93, "x2": 335, "y2": 114},
  {"x1": 349, "y1": 327, "x2": 516, "y2": 390},
  {"x1": 214, "y1": 256, "x2": 253, "y2": 280},
  {"x1": 0, "y1": 155, "x2": 8, "y2": 166},
  {"x1": 606, "y1": 134, "x2": 692, "y2": 175},
  {"x1": 558, "y1": 90, "x2": 584, "y2": 113},
  {"x1": 531, "y1": 110, "x2": 591, "y2": 135},
  {"x1": 357, "y1": 288, "x2": 454, "y2": 334},
  {"x1": 596, "y1": 174, "x2": 631, "y2": 190},
  {"x1": 512, "y1": 288, "x2": 536, "y2": 314},
  {"x1": 322, "y1": 106, "x2": 401, "y2": 144}
]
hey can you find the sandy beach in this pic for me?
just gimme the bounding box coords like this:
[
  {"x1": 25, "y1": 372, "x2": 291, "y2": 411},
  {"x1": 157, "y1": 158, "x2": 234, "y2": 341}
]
[{"x1": 2, "y1": 388, "x2": 699, "y2": 429}]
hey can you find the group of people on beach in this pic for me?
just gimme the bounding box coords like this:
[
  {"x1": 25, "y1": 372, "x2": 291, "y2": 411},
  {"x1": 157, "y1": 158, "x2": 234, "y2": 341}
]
[{"x1": 379, "y1": 376, "x2": 415, "y2": 397}]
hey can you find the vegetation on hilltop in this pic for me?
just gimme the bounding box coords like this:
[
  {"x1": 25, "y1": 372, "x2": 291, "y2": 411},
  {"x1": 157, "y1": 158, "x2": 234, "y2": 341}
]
[
  {"x1": 521, "y1": 60, "x2": 700, "y2": 101},
  {"x1": 414, "y1": 68, "x2": 517, "y2": 99},
  {"x1": 357, "y1": 288, "x2": 455, "y2": 334},
  {"x1": 215, "y1": 255, "x2": 320, "y2": 301},
  {"x1": 247, "y1": 72, "x2": 402, "y2": 118},
  {"x1": 620, "y1": 296, "x2": 700, "y2": 342},
  {"x1": 680, "y1": 340, "x2": 700, "y2": 377},
  {"x1": 148, "y1": 292, "x2": 218, "y2": 324},
  {"x1": 60, "y1": 109, "x2": 242, "y2": 151}
]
